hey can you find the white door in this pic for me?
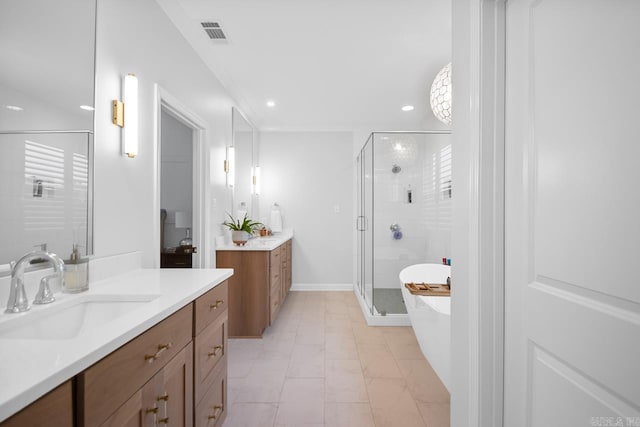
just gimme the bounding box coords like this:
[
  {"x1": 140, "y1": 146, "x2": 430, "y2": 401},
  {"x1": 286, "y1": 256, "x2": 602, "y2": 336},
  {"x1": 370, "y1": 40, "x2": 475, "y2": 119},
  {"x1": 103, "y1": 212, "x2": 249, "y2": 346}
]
[{"x1": 504, "y1": 0, "x2": 640, "y2": 425}]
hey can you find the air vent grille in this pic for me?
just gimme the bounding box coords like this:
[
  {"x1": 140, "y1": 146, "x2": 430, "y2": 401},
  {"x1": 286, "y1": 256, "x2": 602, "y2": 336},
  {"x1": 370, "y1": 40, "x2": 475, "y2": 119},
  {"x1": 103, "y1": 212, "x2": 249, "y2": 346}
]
[{"x1": 201, "y1": 22, "x2": 226, "y2": 40}]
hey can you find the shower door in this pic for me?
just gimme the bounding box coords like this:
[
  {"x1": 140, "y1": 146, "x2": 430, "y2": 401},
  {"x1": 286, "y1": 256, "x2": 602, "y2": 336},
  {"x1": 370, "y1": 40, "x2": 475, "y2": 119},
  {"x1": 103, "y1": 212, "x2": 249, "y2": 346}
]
[
  {"x1": 357, "y1": 132, "x2": 452, "y2": 317},
  {"x1": 356, "y1": 135, "x2": 374, "y2": 314}
]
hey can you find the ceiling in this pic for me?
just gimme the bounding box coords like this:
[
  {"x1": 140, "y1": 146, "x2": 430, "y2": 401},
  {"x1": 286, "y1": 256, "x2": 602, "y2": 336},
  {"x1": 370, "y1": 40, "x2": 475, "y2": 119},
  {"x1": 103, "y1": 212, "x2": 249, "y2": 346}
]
[{"x1": 156, "y1": 0, "x2": 451, "y2": 132}]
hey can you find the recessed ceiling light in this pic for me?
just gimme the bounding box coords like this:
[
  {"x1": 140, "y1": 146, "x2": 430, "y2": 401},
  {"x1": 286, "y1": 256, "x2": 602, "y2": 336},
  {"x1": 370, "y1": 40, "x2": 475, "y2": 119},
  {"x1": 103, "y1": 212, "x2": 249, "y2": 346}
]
[
  {"x1": 5, "y1": 105, "x2": 23, "y2": 111},
  {"x1": 80, "y1": 105, "x2": 95, "y2": 111},
  {"x1": 401, "y1": 105, "x2": 414, "y2": 112},
  {"x1": 266, "y1": 100, "x2": 276, "y2": 108}
]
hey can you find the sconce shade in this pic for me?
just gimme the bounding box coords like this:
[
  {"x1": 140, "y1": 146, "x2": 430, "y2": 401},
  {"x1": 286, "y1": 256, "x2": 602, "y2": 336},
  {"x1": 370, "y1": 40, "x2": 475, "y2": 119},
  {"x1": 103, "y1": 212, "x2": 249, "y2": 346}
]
[
  {"x1": 430, "y1": 63, "x2": 452, "y2": 125},
  {"x1": 123, "y1": 73, "x2": 138, "y2": 158},
  {"x1": 175, "y1": 211, "x2": 192, "y2": 228}
]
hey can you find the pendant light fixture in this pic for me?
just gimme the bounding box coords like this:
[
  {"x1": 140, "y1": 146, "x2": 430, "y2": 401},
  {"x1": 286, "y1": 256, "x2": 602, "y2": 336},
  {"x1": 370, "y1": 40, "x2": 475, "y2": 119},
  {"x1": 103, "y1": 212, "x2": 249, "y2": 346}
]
[{"x1": 430, "y1": 63, "x2": 452, "y2": 125}]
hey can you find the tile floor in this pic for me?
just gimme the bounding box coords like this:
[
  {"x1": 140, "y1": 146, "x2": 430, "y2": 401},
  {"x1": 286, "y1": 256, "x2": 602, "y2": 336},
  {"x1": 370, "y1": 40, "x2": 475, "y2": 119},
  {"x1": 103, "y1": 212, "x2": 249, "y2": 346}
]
[{"x1": 222, "y1": 291, "x2": 450, "y2": 427}]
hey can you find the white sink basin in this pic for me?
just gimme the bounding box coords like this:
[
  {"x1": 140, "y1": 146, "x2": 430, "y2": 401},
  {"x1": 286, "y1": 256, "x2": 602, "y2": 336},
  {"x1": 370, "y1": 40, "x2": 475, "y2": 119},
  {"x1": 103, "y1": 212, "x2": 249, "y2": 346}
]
[
  {"x1": 0, "y1": 294, "x2": 159, "y2": 340},
  {"x1": 251, "y1": 238, "x2": 279, "y2": 245}
]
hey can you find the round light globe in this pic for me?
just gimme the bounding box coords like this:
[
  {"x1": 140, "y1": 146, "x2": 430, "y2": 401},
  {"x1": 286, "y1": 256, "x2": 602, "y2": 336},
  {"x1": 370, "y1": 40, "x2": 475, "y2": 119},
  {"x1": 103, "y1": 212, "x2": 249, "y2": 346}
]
[{"x1": 430, "y1": 62, "x2": 452, "y2": 125}]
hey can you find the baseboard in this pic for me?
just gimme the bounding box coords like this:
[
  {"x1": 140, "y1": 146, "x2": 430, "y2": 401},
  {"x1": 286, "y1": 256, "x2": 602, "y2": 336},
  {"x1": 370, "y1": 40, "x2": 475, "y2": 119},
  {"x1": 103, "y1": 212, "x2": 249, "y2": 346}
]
[{"x1": 290, "y1": 283, "x2": 354, "y2": 291}]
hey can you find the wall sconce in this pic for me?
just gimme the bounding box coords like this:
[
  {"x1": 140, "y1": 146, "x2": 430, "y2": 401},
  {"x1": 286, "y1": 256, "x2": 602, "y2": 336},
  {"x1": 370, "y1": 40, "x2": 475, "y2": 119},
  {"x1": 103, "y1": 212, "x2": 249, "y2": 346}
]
[
  {"x1": 224, "y1": 146, "x2": 235, "y2": 187},
  {"x1": 112, "y1": 73, "x2": 139, "y2": 158},
  {"x1": 252, "y1": 166, "x2": 261, "y2": 195}
]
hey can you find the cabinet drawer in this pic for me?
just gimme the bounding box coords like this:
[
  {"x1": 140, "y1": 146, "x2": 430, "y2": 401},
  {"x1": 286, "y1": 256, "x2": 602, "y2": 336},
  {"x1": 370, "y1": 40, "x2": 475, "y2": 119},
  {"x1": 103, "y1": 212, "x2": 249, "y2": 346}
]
[
  {"x1": 194, "y1": 281, "x2": 228, "y2": 336},
  {"x1": 194, "y1": 310, "x2": 227, "y2": 404},
  {"x1": 78, "y1": 304, "x2": 192, "y2": 426},
  {"x1": 269, "y1": 249, "x2": 281, "y2": 283},
  {"x1": 269, "y1": 246, "x2": 281, "y2": 266},
  {"x1": 1, "y1": 381, "x2": 73, "y2": 427},
  {"x1": 195, "y1": 359, "x2": 227, "y2": 427},
  {"x1": 270, "y1": 287, "x2": 281, "y2": 324},
  {"x1": 270, "y1": 275, "x2": 281, "y2": 294}
]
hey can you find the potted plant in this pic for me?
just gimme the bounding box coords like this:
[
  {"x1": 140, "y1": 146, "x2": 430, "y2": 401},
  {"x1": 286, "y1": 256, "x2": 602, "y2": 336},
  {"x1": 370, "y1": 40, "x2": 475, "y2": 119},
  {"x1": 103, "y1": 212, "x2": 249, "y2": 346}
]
[{"x1": 223, "y1": 213, "x2": 262, "y2": 246}]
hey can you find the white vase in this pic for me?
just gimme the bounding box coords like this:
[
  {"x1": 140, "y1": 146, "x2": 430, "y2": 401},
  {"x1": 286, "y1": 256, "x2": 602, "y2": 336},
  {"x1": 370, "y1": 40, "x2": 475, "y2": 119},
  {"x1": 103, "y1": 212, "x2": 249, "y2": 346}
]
[{"x1": 231, "y1": 230, "x2": 250, "y2": 246}]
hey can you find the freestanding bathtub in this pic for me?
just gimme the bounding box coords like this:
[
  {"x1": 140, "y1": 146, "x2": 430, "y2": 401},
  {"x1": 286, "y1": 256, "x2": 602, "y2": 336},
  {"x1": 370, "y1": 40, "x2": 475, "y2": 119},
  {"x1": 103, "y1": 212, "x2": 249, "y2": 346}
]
[{"x1": 399, "y1": 263, "x2": 451, "y2": 391}]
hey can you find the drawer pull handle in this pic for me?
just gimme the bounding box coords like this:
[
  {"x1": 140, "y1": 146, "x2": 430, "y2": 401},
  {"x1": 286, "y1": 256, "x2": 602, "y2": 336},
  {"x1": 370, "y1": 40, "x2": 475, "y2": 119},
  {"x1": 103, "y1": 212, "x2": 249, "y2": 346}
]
[
  {"x1": 209, "y1": 300, "x2": 224, "y2": 310},
  {"x1": 157, "y1": 393, "x2": 169, "y2": 402},
  {"x1": 145, "y1": 343, "x2": 172, "y2": 362},
  {"x1": 208, "y1": 345, "x2": 223, "y2": 357},
  {"x1": 158, "y1": 417, "x2": 170, "y2": 424},
  {"x1": 145, "y1": 407, "x2": 158, "y2": 414},
  {"x1": 208, "y1": 405, "x2": 224, "y2": 420}
]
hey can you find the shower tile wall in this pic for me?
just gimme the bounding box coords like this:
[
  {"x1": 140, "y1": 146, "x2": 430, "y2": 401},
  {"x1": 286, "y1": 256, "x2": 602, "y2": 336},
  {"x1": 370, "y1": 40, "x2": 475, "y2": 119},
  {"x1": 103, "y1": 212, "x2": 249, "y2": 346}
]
[{"x1": 373, "y1": 134, "x2": 451, "y2": 288}]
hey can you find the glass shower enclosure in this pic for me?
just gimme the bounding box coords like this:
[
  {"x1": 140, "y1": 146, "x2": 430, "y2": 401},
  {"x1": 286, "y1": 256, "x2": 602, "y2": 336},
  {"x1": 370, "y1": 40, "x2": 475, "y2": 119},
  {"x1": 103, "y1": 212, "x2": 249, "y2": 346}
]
[{"x1": 356, "y1": 131, "x2": 452, "y2": 316}]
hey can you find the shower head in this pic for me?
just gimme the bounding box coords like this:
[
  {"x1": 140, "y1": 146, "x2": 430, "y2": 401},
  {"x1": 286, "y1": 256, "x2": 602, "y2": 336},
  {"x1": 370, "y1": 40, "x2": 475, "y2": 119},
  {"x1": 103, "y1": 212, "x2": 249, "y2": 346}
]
[{"x1": 392, "y1": 164, "x2": 401, "y2": 174}]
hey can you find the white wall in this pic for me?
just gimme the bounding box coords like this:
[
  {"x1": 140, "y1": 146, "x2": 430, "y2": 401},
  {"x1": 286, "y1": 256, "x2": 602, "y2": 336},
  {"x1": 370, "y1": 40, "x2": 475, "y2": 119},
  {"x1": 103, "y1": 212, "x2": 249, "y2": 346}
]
[
  {"x1": 160, "y1": 111, "x2": 193, "y2": 249},
  {"x1": 259, "y1": 131, "x2": 353, "y2": 286},
  {"x1": 93, "y1": 0, "x2": 236, "y2": 267}
]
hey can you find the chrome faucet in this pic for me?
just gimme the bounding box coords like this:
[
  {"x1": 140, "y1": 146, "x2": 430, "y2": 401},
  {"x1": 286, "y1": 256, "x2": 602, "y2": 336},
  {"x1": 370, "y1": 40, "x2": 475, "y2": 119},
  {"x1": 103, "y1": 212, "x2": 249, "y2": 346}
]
[{"x1": 5, "y1": 250, "x2": 65, "y2": 313}]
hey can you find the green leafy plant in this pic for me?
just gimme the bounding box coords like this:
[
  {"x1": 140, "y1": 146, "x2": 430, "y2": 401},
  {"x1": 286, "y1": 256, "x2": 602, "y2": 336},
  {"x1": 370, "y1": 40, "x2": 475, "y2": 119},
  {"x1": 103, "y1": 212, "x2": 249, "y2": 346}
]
[{"x1": 222, "y1": 213, "x2": 262, "y2": 233}]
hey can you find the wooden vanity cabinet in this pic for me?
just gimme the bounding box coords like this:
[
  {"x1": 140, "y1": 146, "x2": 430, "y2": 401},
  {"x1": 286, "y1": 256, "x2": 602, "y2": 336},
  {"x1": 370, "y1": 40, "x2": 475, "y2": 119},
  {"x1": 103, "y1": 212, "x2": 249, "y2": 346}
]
[
  {"x1": 285, "y1": 240, "x2": 292, "y2": 292},
  {"x1": 270, "y1": 245, "x2": 283, "y2": 323},
  {"x1": 1, "y1": 279, "x2": 230, "y2": 427},
  {"x1": 216, "y1": 251, "x2": 269, "y2": 337},
  {"x1": 100, "y1": 343, "x2": 193, "y2": 427},
  {"x1": 216, "y1": 240, "x2": 292, "y2": 338},
  {"x1": 192, "y1": 281, "x2": 228, "y2": 427},
  {"x1": 77, "y1": 305, "x2": 193, "y2": 426},
  {"x1": 0, "y1": 381, "x2": 73, "y2": 427}
]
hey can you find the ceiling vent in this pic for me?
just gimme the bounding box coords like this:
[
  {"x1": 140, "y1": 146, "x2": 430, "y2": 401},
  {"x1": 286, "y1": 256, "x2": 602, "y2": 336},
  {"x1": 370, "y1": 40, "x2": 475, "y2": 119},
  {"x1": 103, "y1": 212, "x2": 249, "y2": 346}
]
[{"x1": 201, "y1": 22, "x2": 227, "y2": 40}]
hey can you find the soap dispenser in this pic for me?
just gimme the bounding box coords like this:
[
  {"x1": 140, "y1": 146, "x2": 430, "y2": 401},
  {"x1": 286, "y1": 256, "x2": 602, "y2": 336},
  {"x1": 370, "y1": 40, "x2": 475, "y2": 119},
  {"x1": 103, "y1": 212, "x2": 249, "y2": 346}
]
[{"x1": 63, "y1": 244, "x2": 89, "y2": 293}]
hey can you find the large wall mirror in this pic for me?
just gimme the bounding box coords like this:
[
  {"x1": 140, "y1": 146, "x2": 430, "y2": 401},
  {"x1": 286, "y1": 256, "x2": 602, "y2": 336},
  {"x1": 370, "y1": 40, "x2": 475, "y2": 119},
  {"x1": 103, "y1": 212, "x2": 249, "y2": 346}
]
[
  {"x1": 0, "y1": 0, "x2": 96, "y2": 268},
  {"x1": 232, "y1": 107, "x2": 256, "y2": 219}
]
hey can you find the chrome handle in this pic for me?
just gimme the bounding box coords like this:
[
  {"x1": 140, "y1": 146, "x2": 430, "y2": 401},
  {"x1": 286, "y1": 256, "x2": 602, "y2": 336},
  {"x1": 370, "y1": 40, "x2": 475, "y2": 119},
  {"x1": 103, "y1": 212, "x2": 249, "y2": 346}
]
[
  {"x1": 144, "y1": 343, "x2": 172, "y2": 362},
  {"x1": 208, "y1": 405, "x2": 224, "y2": 420},
  {"x1": 208, "y1": 345, "x2": 223, "y2": 358},
  {"x1": 209, "y1": 300, "x2": 224, "y2": 310},
  {"x1": 33, "y1": 274, "x2": 56, "y2": 305}
]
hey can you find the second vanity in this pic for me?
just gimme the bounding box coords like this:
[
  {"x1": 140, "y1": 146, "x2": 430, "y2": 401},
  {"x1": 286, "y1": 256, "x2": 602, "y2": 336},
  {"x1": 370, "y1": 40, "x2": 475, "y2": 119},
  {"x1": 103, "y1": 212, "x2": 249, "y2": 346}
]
[
  {"x1": 216, "y1": 231, "x2": 293, "y2": 338},
  {"x1": 0, "y1": 268, "x2": 232, "y2": 426}
]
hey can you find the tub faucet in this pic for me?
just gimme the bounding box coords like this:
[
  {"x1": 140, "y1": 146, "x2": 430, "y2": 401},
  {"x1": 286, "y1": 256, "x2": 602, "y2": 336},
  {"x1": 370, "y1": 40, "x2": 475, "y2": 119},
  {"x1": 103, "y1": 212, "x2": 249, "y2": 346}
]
[{"x1": 5, "y1": 250, "x2": 64, "y2": 313}]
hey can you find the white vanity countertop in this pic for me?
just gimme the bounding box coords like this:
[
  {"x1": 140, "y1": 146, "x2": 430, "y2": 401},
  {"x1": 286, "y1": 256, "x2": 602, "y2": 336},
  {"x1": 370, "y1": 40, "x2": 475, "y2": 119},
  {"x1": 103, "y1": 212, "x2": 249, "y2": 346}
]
[
  {"x1": 0, "y1": 268, "x2": 233, "y2": 422},
  {"x1": 216, "y1": 229, "x2": 293, "y2": 251}
]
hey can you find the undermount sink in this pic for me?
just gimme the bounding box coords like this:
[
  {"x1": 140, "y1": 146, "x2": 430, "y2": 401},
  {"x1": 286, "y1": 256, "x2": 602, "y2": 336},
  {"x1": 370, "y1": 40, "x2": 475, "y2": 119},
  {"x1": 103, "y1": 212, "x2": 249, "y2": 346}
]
[
  {"x1": 0, "y1": 294, "x2": 159, "y2": 340},
  {"x1": 252, "y1": 238, "x2": 278, "y2": 244}
]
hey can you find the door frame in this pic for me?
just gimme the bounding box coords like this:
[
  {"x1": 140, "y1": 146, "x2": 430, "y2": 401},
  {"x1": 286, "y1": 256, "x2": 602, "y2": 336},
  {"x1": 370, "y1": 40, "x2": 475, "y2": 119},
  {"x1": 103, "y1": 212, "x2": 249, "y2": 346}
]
[
  {"x1": 451, "y1": 0, "x2": 506, "y2": 426},
  {"x1": 153, "y1": 84, "x2": 209, "y2": 268}
]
